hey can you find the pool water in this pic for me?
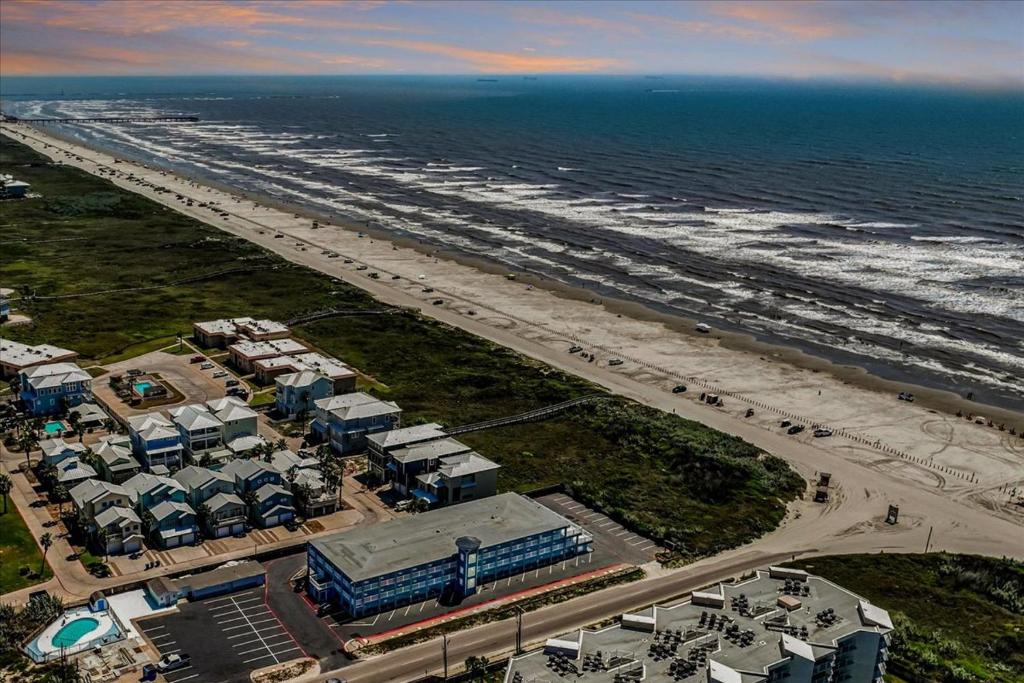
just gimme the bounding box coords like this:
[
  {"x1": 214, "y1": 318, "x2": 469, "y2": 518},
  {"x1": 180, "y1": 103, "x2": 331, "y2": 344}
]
[
  {"x1": 134, "y1": 381, "x2": 154, "y2": 393},
  {"x1": 52, "y1": 617, "x2": 99, "y2": 648},
  {"x1": 43, "y1": 421, "x2": 65, "y2": 435}
]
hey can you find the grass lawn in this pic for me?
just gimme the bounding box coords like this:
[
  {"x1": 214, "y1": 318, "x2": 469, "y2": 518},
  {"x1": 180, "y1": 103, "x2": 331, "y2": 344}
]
[
  {"x1": 1, "y1": 133, "x2": 803, "y2": 559},
  {"x1": 788, "y1": 554, "x2": 1024, "y2": 683},
  {"x1": 0, "y1": 495, "x2": 53, "y2": 593}
]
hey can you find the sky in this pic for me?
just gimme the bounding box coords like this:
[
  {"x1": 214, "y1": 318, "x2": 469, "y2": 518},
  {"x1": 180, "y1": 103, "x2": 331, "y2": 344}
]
[{"x1": 1, "y1": 0, "x2": 1022, "y2": 87}]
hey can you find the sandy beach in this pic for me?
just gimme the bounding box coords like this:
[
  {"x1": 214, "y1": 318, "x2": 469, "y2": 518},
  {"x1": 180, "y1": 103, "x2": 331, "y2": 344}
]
[{"x1": 3, "y1": 122, "x2": 1023, "y2": 561}]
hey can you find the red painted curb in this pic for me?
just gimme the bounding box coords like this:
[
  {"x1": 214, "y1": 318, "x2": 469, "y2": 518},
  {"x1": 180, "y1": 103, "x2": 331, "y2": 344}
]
[{"x1": 357, "y1": 562, "x2": 630, "y2": 646}]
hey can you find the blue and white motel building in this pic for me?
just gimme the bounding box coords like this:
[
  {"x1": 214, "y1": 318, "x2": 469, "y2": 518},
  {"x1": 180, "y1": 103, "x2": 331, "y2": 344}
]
[{"x1": 306, "y1": 493, "x2": 592, "y2": 617}]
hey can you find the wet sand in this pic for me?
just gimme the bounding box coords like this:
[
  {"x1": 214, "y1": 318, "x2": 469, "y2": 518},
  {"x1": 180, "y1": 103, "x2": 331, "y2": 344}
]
[{"x1": 4, "y1": 122, "x2": 1023, "y2": 560}]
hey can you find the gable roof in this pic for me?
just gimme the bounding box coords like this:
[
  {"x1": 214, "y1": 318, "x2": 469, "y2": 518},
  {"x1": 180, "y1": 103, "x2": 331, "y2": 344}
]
[
  {"x1": 95, "y1": 505, "x2": 141, "y2": 529},
  {"x1": 205, "y1": 491, "x2": 245, "y2": 512},
  {"x1": 255, "y1": 482, "x2": 292, "y2": 503},
  {"x1": 150, "y1": 499, "x2": 195, "y2": 522},
  {"x1": 314, "y1": 392, "x2": 400, "y2": 421},
  {"x1": 22, "y1": 362, "x2": 90, "y2": 387},
  {"x1": 206, "y1": 396, "x2": 247, "y2": 412},
  {"x1": 367, "y1": 423, "x2": 446, "y2": 451},
  {"x1": 172, "y1": 465, "x2": 231, "y2": 491},
  {"x1": 70, "y1": 479, "x2": 128, "y2": 508},
  {"x1": 172, "y1": 405, "x2": 223, "y2": 431},
  {"x1": 222, "y1": 457, "x2": 278, "y2": 481},
  {"x1": 123, "y1": 472, "x2": 185, "y2": 501}
]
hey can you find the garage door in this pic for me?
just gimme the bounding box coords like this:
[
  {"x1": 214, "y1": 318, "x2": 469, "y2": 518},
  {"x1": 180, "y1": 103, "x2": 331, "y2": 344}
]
[
  {"x1": 165, "y1": 536, "x2": 180, "y2": 548},
  {"x1": 265, "y1": 515, "x2": 279, "y2": 527},
  {"x1": 124, "y1": 538, "x2": 142, "y2": 554},
  {"x1": 231, "y1": 523, "x2": 244, "y2": 535},
  {"x1": 182, "y1": 532, "x2": 195, "y2": 546},
  {"x1": 216, "y1": 526, "x2": 230, "y2": 538}
]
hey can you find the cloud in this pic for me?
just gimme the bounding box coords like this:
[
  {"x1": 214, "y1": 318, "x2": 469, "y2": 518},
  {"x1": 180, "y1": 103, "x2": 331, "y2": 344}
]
[
  {"x1": 1, "y1": 0, "x2": 412, "y2": 36},
  {"x1": 362, "y1": 38, "x2": 623, "y2": 73},
  {"x1": 705, "y1": 1, "x2": 849, "y2": 40},
  {"x1": 626, "y1": 12, "x2": 778, "y2": 42}
]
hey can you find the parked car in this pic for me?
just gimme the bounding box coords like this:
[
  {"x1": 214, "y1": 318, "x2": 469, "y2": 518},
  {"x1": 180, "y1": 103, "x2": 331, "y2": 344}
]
[
  {"x1": 284, "y1": 519, "x2": 300, "y2": 532},
  {"x1": 787, "y1": 425, "x2": 805, "y2": 435},
  {"x1": 213, "y1": 370, "x2": 228, "y2": 378},
  {"x1": 127, "y1": 369, "x2": 143, "y2": 377},
  {"x1": 157, "y1": 653, "x2": 190, "y2": 672},
  {"x1": 608, "y1": 358, "x2": 624, "y2": 366},
  {"x1": 569, "y1": 345, "x2": 583, "y2": 353},
  {"x1": 190, "y1": 355, "x2": 205, "y2": 363},
  {"x1": 813, "y1": 428, "x2": 833, "y2": 438},
  {"x1": 200, "y1": 362, "x2": 214, "y2": 369},
  {"x1": 780, "y1": 420, "x2": 792, "y2": 428},
  {"x1": 225, "y1": 379, "x2": 240, "y2": 387},
  {"x1": 672, "y1": 384, "x2": 687, "y2": 393},
  {"x1": 356, "y1": 265, "x2": 368, "y2": 271},
  {"x1": 897, "y1": 391, "x2": 915, "y2": 402},
  {"x1": 395, "y1": 499, "x2": 413, "y2": 512}
]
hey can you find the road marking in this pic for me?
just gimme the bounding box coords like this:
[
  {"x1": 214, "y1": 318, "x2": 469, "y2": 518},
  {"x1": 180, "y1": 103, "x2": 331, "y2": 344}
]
[
  {"x1": 168, "y1": 674, "x2": 198, "y2": 683},
  {"x1": 236, "y1": 645, "x2": 270, "y2": 655},
  {"x1": 597, "y1": 520, "x2": 616, "y2": 528},
  {"x1": 216, "y1": 616, "x2": 248, "y2": 625},
  {"x1": 144, "y1": 625, "x2": 166, "y2": 632},
  {"x1": 202, "y1": 595, "x2": 237, "y2": 606},
  {"x1": 403, "y1": 605, "x2": 412, "y2": 616},
  {"x1": 232, "y1": 637, "x2": 261, "y2": 648},
  {"x1": 228, "y1": 595, "x2": 280, "y2": 665},
  {"x1": 616, "y1": 530, "x2": 630, "y2": 536},
  {"x1": 273, "y1": 645, "x2": 300, "y2": 656},
  {"x1": 243, "y1": 653, "x2": 275, "y2": 664},
  {"x1": 628, "y1": 538, "x2": 648, "y2": 546},
  {"x1": 233, "y1": 596, "x2": 263, "y2": 606},
  {"x1": 162, "y1": 648, "x2": 181, "y2": 655}
]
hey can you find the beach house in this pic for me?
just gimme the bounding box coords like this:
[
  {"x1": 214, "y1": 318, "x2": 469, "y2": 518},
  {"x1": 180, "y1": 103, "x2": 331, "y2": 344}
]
[
  {"x1": 127, "y1": 412, "x2": 184, "y2": 471},
  {"x1": 255, "y1": 351, "x2": 357, "y2": 392},
  {"x1": 411, "y1": 451, "x2": 500, "y2": 508},
  {"x1": 69, "y1": 479, "x2": 132, "y2": 531},
  {"x1": 40, "y1": 438, "x2": 87, "y2": 466},
  {"x1": 311, "y1": 392, "x2": 401, "y2": 455},
  {"x1": 203, "y1": 491, "x2": 247, "y2": 538},
  {"x1": 93, "y1": 506, "x2": 144, "y2": 555},
  {"x1": 19, "y1": 362, "x2": 92, "y2": 416},
  {"x1": 221, "y1": 458, "x2": 283, "y2": 493},
  {"x1": 366, "y1": 422, "x2": 447, "y2": 483},
  {"x1": 93, "y1": 435, "x2": 141, "y2": 483},
  {"x1": 170, "y1": 404, "x2": 224, "y2": 459},
  {"x1": 275, "y1": 370, "x2": 334, "y2": 418},
  {"x1": 148, "y1": 500, "x2": 198, "y2": 548},
  {"x1": 122, "y1": 472, "x2": 187, "y2": 513},
  {"x1": 291, "y1": 469, "x2": 338, "y2": 518},
  {"x1": 252, "y1": 484, "x2": 295, "y2": 528},
  {"x1": 54, "y1": 457, "x2": 97, "y2": 487}
]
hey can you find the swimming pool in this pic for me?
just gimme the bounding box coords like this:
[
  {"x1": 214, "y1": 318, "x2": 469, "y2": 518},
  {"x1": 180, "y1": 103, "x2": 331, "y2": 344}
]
[
  {"x1": 25, "y1": 606, "x2": 124, "y2": 663},
  {"x1": 52, "y1": 617, "x2": 99, "y2": 648},
  {"x1": 134, "y1": 381, "x2": 154, "y2": 393},
  {"x1": 43, "y1": 421, "x2": 65, "y2": 435}
]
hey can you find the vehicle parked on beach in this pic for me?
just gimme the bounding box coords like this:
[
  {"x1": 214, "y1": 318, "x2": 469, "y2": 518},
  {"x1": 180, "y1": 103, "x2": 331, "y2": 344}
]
[
  {"x1": 201, "y1": 362, "x2": 213, "y2": 369},
  {"x1": 787, "y1": 425, "x2": 805, "y2": 435},
  {"x1": 608, "y1": 358, "x2": 624, "y2": 366},
  {"x1": 569, "y1": 345, "x2": 583, "y2": 353},
  {"x1": 672, "y1": 384, "x2": 687, "y2": 393},
  {"x1": 813, "y1": 428, "x2": 833, "y2": 437},
  {"x1": 898, "y1": 391, "x2": 915, "y2": 402}
]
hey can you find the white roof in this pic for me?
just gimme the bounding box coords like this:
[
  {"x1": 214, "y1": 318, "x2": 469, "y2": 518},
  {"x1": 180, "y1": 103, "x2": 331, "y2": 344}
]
[
  {"x1": 436, "y1": 451, "x2": 500, "y2": 478},
  {"x1": 193, "y1": 317, "x2": 255, "y2": 336},
  {"x1": 314, "y1": 392, "x2": 400, "y2": 421},
  {"x1": 276, "y1": 370, "x2": 327, "y2": 388},
  {"x1": 22, "y1": 362, "x2": 90, "y2": 388},
  {"x1": 0, "y1": 339, "x2": 77, "y2": 369},
  {"x1": 781, "y1": 633, "x2": 816, "y2": 661},
  {"x1": 226, "y1": 434, "x2": 266, "y2": 453},
  {"x1": 128, "y1": 412, "x2": 173, "y2": 431},
  {"x1": 41, "y1": 438, "x2": 86, "y2": 458},
  {"x1": 367, "y1": 423, "x2": 446, "y2": 450},
  {"x1": 172, "y1": 405, "x2": 223, "y2": 431},
  {"x1": 258, "y1": 352, "x2": 354, "y2": 381},
  {"x1": 215, "y1": 403, "x2": 257, "y2": 423},
  {"x1": 859, "y1": 600, "x2": 894, "y2": 630},
  {"x1": 151, "y1": 499, "x2": 195, "y2": 522},
  {"x1": 237, "y1": 318, "x2": 289, "y2": 336},
  {"x1": 56, "y1": 458, "x2": 97, "y2": 483},
  {"x1": 206, "y1": 396, "x2": 247, "y2": 412},
  {"x1": 229, "y1": 338, "x2": 307, "y2": 359},
  {"x1": 709, "y1": 660, "x2": 744, "y2": 683}
]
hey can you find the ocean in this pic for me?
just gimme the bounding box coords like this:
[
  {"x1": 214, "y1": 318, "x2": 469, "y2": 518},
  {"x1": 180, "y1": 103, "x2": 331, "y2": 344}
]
[{"x1": 2, "y1": 76, "x2": 1022, "y2": 410}]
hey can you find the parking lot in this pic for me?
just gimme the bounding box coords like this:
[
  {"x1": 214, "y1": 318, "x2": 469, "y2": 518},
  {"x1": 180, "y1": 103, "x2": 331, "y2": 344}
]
[
  {"x1": 140, "y1": 587, "x2": 305, "y2": 683},
  {"x1": 536, "y1": 492, "x2": 662, "y2": 564}
]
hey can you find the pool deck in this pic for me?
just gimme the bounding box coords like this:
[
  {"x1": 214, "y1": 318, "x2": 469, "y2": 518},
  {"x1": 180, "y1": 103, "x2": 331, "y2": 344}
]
[{"x1": 28, "y1": 606, "x2": 123, "y2": 662}]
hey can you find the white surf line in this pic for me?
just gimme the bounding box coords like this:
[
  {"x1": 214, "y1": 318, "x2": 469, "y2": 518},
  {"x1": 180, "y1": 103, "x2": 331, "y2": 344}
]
[{"x1": 227, "y1": 594, "x2": 280, "y2": 665}]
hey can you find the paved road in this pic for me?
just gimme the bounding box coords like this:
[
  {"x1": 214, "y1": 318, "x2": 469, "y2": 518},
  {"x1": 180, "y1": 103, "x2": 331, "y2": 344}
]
[{"x1": 300, "y1": 548, "x2": 795, "y2": 683}]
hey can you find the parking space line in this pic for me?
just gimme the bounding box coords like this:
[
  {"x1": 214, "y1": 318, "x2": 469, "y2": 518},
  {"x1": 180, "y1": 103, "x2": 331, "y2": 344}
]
[
  {"x1": 222, "y1": 623, "x2": 253, "y2": 632},
  {"x1": 143, "y1": 625, "x2": 166, "y2": 632},
  {"x1": 232, "y1": 638, "x2": 261, "y2": 648},
  {"x1": 168, "y1": 674, "x2": 198, "y2": 683},
  {"x1": 273, "y1": 646, "x2": 300, "y2": 656},
  {"x1": 243, "y1": 653, "x2": 275, "y2": 664},
  {"x1": 236, "y1": 645, "x2": 269, "y2": 655},
  {"x1": 228, "y1": 594, "x2": 281, "y2": 665},
  {"x1": 216, "y1": 615, "x2": 248, "y2": 625}
]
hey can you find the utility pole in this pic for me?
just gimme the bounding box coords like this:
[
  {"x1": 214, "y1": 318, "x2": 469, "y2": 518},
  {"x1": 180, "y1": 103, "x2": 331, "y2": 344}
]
[
  {"x1": 442, "y1": 633, "x2": 449, "y2": 680},
  {"x1": 515, "y1": 605, "x2": 524, "y2": 655},
  {"x1": 924, "y1": 525, "x2": 933, "y2": 553}
]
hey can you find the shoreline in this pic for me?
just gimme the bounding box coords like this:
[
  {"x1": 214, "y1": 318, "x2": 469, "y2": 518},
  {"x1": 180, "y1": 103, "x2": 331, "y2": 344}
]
[
  {"x1": 25, "y1": 126, "x2": 1022, "y2": 423},
  {"x1": 4, "y1": 123, "x2": 1024, "y2": 552}
]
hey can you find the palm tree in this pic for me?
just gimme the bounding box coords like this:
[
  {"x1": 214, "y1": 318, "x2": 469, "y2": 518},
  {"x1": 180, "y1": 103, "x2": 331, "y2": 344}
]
[
  {"x1": 39, "y1": 532, "x2": 53, "y2": 574},
  {"x1": 242, "y1": 489, "x2": 259, "y2": 524},
  {"x1": 38, "y1": 461, "x2": 57, "y2": 489},
  {"x1": 195, "y1": 502, "x2": 212, "y2": 538},
  {"x1": 18, "y1": 430, "x2": 39, "y2": 469},
  {"x1": 102, "y1": 418, "x2": 117, "y2": 434},
  {"x1": 0, "y1": 473, "x2": 12, "y2": 514},
  {"x1": 141, "y1": 510, "x2": 158, "y2": 544},
  {"x1": 80, "y1": 447, "x2": 98, "y2": 471},
  {"x1": 54, "y1": 484, "x2": 69, "y2": 518},
  {"x1": 465, "y1": 656, "x2": 489, "y2": 680},
  {"x1": 96, "y1": 527, "x2": 109, "y2": 562},
  {"x1": 66, "y1": 411, "x2": 83, "y2": 442},
  {"x1": 198, "y1": 453, "x2": 213, "y2": 468}
]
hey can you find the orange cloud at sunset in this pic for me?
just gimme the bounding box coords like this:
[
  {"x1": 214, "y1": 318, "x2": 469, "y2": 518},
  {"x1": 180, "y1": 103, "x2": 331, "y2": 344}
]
[{"x1": 362, "y1": 39, "x2": 622, "y2": 73}]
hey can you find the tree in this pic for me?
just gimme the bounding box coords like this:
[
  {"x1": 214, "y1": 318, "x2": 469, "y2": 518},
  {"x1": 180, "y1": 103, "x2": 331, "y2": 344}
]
[
  {"x1": 141, "y1": 510, "x2": 158, "y2": 543},
  {"x1": 39, "y1": 532, "x2": 53, "y2": 574},
  {"x1": 95, "y1": 527, "x2": 109, "y2": 562},
  {"x1": 80, "y1": 447, "x2": 98, "y2": 470},
  {"x1": 242, "y1": 489, "x2": 259, "y2": 523},
  {"x1": 54, "y1": 484, "x2": 69, "y2": 518},
  {"x1": 19, "y1": 430, "x2": 39, "y2": 469},
  {"x1": 0, "y1": 473, "x2": 12, "y2": 514},
  {"x1": 195, "y1": 502, "x2": 212, "y2": 537},
  {"x1": 102, "y1": 418, "x2": 117, "y2": 434},
  {"x1": 465, "y1": 655, "x2": 489, "y2": 680},
  {"x1": 198, "y1": 453, "x2": 213, "y2": 468},
  {"x1": 38, "y1": 461, "x2": 57, "y2": 489},
  {"x1": 66, "y1": 411, "x2": 82, "y2": 443}
]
